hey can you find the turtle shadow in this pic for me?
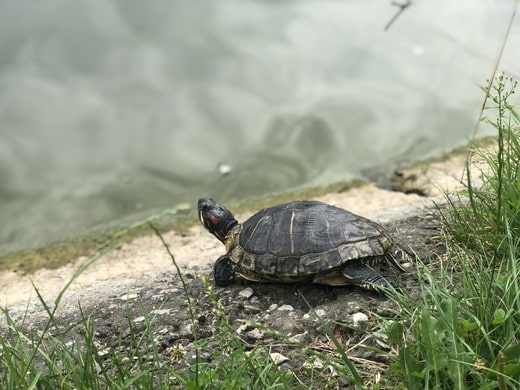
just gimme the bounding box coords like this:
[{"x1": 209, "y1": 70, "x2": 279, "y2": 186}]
[{"x1": 227, "y1": 278, "x2": 384, "y2": 312}]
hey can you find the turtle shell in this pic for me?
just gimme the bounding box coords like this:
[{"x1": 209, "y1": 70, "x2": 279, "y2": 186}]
[{"x1": 230, "y1": 200, "x2": 393, "y2": 282}]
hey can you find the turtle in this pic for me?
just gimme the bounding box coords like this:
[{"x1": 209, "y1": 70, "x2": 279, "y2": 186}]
[{"x1": 198, "y1": 197, "x2": 409, "y2": 292}]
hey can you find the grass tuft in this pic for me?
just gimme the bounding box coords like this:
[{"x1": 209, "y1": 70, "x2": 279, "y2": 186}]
[{"x1": 380, "y1": 73, "x2": 520, "y2": 389}]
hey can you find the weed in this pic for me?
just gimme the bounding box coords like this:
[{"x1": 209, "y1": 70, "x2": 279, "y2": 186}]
[{"x1": 382, "y1": 74, "x2": 520, "y2": 389}]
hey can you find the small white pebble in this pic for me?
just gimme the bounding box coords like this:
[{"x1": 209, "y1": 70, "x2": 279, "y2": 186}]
[
  {"x1": 289, "y1": 331, "x2": 309, "y2": 343},
  {"x1": 246, "y1": 328, "x2": 264, "y2": 340},
  {"x1": 270, "y1": 352, "x2": 290, "y2": 365},
  {"x1": 278, "y1": 304, "x2": 294, "y2": 312},
  {"x1": 238, "y1": 287, "x2": 255, "y2": 299},
  {"x1": 120, "y1": 293, "x2": 139, "y2": 301},
  {"x1": 352, "y1": 312, "x2": 369, "y2": 328},
  {"x1": 236, "y1": 324, "x2": 248, "y2": 335},
  {"x1": 150, "y1": 309, "x2": 171, "y2": 315},
  {"x1": 303, "y1": 357, "x2": 324, "y2": 369}
]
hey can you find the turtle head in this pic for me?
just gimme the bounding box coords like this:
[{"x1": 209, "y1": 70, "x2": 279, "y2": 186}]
[{"x1": 198, "y1": 198, "x2": 238, "y2": 243}]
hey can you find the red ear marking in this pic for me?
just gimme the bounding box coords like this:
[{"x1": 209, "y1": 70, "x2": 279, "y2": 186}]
[{"x1": 209, "y1": 214, "x2": 219, "y2": 225}]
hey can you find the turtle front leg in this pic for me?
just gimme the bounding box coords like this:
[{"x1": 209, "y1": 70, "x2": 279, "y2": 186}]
[
  {"x1": 342, "y1": 260, "x2": 399, "y2": 292},
  {"x1": 214, "y1": 255, "x2": 236, "y2": 287}
]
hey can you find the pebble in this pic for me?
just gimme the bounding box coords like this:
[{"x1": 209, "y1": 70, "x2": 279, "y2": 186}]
[
  {"x1": 303, "y1": 358, "x2": 336, "y2": 375},
  {"x1": 158, "y1": 327, "x2": 169, "y2": 334},
  {"x1": 120, "y1": 293, "x2": 139, "y2": 301},
  {"x1": 289, "y1": 331, "x2": 309, "y2": 344},
  {"x1": 245, "y1": 328, "x2": 264, "y2": 341},
  {"x1": 236, "y1": 323, "x2": 248, "y2": 335},
  {"x1": 243, "y1": 304, "x2": 261, "y2": 314},
  {"x1": 270, "y1": 352, "x2": 290, "y2": 365},
  {"x1": 315, "y1": 308, "x2": 327, "y2": 317},
  {"x1": 303, "y1": 308, "x2": 326, "y2": 321},
  {"x1": 338, "y1": 376, "x2": 350, "y2": 388},
  {"x1": 151, "y1": 309, "x2": 171, "y2": 315},
  {"x1": 352, "y1": 312, "x2": 369, "y2": 329},
  {"x1": 200, "y1": 351, "x2": 212, "y2": 362},
  {"x1": 179, "y1": 322, "x2": 196, "y2": 339},
  {"x1": 151, "y1": 294, "x2": 165, "y2": 302},
  {"x1": 303, "y1": 357, "x2": 324, "y2": 369},
  {"x1": 278, "y1": 304, "x2": 294, "y2": 312},
  {"x1": 238, "y1": 287, "x2": 255, "y2": 299}
]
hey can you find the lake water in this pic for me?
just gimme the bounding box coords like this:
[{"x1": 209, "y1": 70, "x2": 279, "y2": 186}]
[{"x1": 1, "y1": 0, "x2": 519, "y2": 255}]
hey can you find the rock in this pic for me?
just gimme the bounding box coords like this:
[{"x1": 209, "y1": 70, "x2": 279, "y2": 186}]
[
  {"x1": 289, "y1": 331, "x2": 309, "y2": 344},
  {"x1": 243, "y1": 304, "x2": 261, "y2": 314},
  {"x1": 150, "y1": 309, "x2": 171, "y2": 315},
  {"x1": 303, "y1": 357, "x2": 324, "y2": 369},
  {"x1": 245, "y1": 327, "x2": 264, "y2": 341},
  {"x1": 200, "y1": 351, "x2": 212, "y2": 362},
  {"x1": 338, "y1": 376, "x2": 350, "y2": 388},
  {"x1": 179, "y1": 322, "x2": 197, "y2": 339},
  {"x1": 268, "y1": 311, "x2": 304, "y2": 336},
  {"x1": 352, "y1": 312, "x2": 369, "y2": 329},
  {"x1": 151, "y1": 294, "x2": 165, "y2": 302},
  {"x1": 270, "y1": 352, "x2": 290, "y2": 365},
  {"x1": 120, "y1": 293, "x2": 139, "y2": 301},
  {"x1": 303, "y1": 308, "x2": 326, "y2": 321},
  {"x1": 391, "y1": 167, "x2": 430, "y2": 196},
  {"x1": 236, "y1": 323, "x2": 249, "y2": 335},
  {"x1": 278, "y1": 304, "x2": 294, "y2": 312},
  {"x1": 238, "y1": 287, "x2": 255, "y2": 299}
]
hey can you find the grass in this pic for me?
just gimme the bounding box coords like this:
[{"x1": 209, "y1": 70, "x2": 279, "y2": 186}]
[
  {"x1": 380, "y1": 73, "x2": 520, "y2": 389},
  {"x1": 1, "y1": 74, "x2": 520, "y2": 388}
]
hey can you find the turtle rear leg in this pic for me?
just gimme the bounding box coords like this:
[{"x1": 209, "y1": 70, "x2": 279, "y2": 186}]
[{"x1": 342, "y1": 260, "x2": 399, "y2": 292}]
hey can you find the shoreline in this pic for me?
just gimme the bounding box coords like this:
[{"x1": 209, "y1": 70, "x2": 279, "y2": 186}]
[{"x1": 0, "y1": 139, "x2": 489, "y2": 310}]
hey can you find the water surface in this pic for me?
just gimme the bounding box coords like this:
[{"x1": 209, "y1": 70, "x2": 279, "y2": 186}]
[{"x1": 0, "y1": 0, "x2": 519, "y2": 255}]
